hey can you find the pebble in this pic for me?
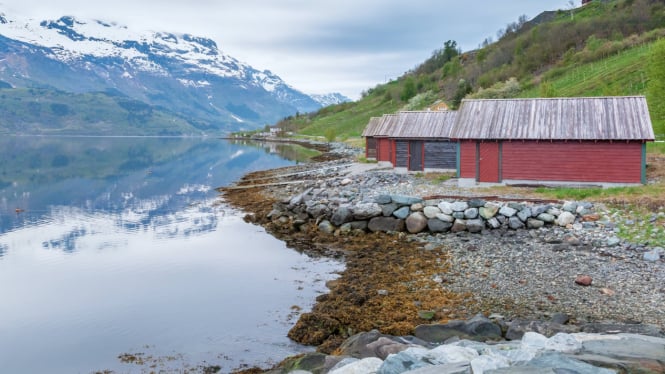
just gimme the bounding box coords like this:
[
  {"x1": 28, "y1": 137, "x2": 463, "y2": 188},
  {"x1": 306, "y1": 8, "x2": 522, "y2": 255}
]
[{"x1": 574, "y1": 275, "x2": 593, "y2": 286}]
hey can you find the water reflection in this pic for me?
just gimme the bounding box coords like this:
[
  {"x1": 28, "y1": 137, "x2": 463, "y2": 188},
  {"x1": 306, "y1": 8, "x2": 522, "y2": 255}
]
[
  {"x1": 0, "y1": 137, "x2": 339, "y2": 374},
  {"x1": 0, "y1": 136, "x2": 319, "y2": 250},
  {"x1": 228, "y1": 139, "x2": 321, "y2": 163}
]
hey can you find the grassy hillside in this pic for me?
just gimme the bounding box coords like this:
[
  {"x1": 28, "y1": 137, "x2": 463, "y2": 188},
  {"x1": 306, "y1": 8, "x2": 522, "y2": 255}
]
[
  {"x1": 277, "y1": 0, "x2": 665, "y2": 141},
  {"x1": 519, "y1": 43, "x2": 651, "y2": 98},
  {"x1": 0, "y1": 88, "x2": 211, "y2": 136}
]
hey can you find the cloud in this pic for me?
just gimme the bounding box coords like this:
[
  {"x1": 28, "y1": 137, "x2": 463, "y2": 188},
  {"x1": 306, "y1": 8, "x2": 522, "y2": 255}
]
[{"x1": 0, "y1": 0, "x2": 574, "y2": 99}]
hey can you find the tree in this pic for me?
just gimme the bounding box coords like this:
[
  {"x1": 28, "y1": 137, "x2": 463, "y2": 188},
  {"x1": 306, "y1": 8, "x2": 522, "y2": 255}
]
[
  {"x1": 647, "y1": 38, "x2": 665, "y2": 139},
  {"x1": 400, "y1": 77, "x2": 417, "y2": 102},
  {"x1": 442, "y1": 40, "x2": 460, "y2": 62},
  {"x1": 451, "y1": 79, "x2": 472, "y2": 109},
  {"x1": 324, "y1": 128, "x2": 337, "y2": 143},
  {"x1": 417, "y1": 40, "x2": 460, "y2": 74}
]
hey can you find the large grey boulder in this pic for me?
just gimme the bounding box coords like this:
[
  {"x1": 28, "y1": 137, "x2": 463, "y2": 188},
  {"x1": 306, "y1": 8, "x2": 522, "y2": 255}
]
[
  {"x1": 368, "y1": 217, "x2": 405, "y2": 233},
  {"x1": 537, "y1": 213, "x2": 555, "y2": 223},
  {"x1": 509, "y1": 216, "x2": 525, "y2": 230},
  {"x1": 348, "y1": 221, "x2": 369, "y2": 231},
  {"x1": 423, "y1": 206, "x2": 442, "y2": 219},
  {"x1": 393, "y1": 206, "x2": 411, "y2": 220},
  {"x1": 562, "y1": 201, "x2": 578, "y2": 213},
  {"x1": 329, "y1": 357, "x2": 383, "y2": 374},
  {"x1": 406, "y1": 212, "x2": 429, "y2": 234},
  {"x1": 331, "y1": 206, "x2": 354, "y2": 226},
  {"x1": 506, "y1": 320, "x2": 580, "y2": 340},
  {"x1": 436, "y1": 213, "x2": 455, "y2": 223},
  {"x1": 464, "y1": 208, "x2": 479, "y2": 219},
  {"x1": 438, "y1": 201, "x2": 454, "y2": 215},
  {"x1": 451, "y1": 219, "x2": 467, "y2": 233},
  {"x1": 517, "y1": 207, "x2": 532, "y2": 222},
  {"x1": 522, "y1": 352, "x2": 615, "y2": 374},
  {"x1": 318, "y1": 220, "x2": 335, "y2": 234},
  {"x1": 556, "y1": 211, "x2": 576, "y2": 227},
  {"x1": 336, "y1": 330, "x2": 408, "y2": 359},
  {"x1": 352, "y1": 203, "x2": 383, "y2": 220},
  {"x1": 382, "y1": 203, "x2": 399, "y2": 217},
  {"x1": 374, "y1": 195, "x2": 393, "y2": 204},
  {"x1": 487, "y1": 217, "x2": 501, "y2": 229},
  {"x1": 480, "y1": 203, "x2": 500, "y2": 219},
  {"x1": 466, "y1": 219, "x2": 485, "y2": 233},
  {"x1": 428, "y1": 219, "x2": 453, "y2": 233},
  {"x1": 468, "y1": 199, "x2": 487, "y2": 208},
  {"x1": 527, "y1": 218, "x2": 545, "y2": 229},
  {"x1": 377, "y1": 347, "x2": 431, "y2": 374},
  {"x1": 499, "y1": 206, "x2": 517, "y2": 217},
  {"x1": 392, "y1": 195, "x2": 423, "y2": 206},
  {"x1": 414, "y1": 315, "x2": 502, "y2": 343},
  {"x1": 531, "y1": 205, "x2": 549, "y2": 217},
  {"x1": 451, "y1": 201, "x2": 469, "y2": 212}
]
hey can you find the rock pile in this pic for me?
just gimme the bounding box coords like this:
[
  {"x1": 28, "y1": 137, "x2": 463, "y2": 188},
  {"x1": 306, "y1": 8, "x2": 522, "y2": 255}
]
[
  {"x1": 274, "y1": 315, "x2": 665, "y2": 374},
  {"x1": 272, "y1": 192, "x2": 599, "y2": 236}
]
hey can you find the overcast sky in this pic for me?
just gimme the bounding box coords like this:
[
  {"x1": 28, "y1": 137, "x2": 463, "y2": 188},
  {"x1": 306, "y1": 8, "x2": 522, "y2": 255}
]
[{"x1": 0, "y1": 1, "x2": 574, "y2": 99}]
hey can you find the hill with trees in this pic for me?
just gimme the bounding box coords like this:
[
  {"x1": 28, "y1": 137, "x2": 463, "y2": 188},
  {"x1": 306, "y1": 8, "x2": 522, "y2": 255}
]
[{"x1": 275, "y1": 0, "x2": 665, "y2": 141}]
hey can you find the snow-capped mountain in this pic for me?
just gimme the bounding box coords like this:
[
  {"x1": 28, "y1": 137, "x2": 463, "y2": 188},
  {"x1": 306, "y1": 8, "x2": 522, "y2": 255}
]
[
  {"x1": 0, "y1": 11, "x2": 327, "y2": 133},
  {"x1": 311, "y1": 93, "x2": 352, "y2": 107}
]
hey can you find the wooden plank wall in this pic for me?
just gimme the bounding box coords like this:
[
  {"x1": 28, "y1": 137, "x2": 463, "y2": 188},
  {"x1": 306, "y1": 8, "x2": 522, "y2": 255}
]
[
  {"x1": 424, "y1": 141, "x2": 457, "y2": 169},
  {"x1": 395, "y1": 140, "x2": 408, "y2": 168},
  {"x1": 502, "y1": 141, "x2": 643, "y2": 183}
]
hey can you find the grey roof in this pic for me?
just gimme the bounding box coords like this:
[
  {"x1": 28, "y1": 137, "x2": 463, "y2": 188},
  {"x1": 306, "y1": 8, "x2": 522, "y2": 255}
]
[
  {"x1": 362, "y1": 111, "x2": 457, "y2": 139},
  {"x1": 391, "y1": 111, "x2": 457, "y2": 138},
  {"x1": 361, "y1": 117, "x2": 381, "y2": 137},
  {"x1": 362, "y1": 114, "x2": 398, "y2": 137},
  {"x1": 450, "y1": 96, "x2": 655, "y2": 140}
]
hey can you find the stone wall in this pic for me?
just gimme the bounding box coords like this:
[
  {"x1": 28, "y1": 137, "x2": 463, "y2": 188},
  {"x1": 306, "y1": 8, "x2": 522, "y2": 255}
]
[{"x1": 271, "y1": 192, "x2": 600, "y2": 235}]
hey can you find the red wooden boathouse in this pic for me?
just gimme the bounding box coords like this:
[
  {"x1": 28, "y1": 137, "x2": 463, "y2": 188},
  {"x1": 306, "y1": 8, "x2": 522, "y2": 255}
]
[
  {"x1": 390, "y1": 111, "x2": 457, "y2": 171},
  {"x1": 361, "y1": 114, "x2": 397, "y2": 162},
  {"x1": 362, "y1": 111, "x2": 457, "y2": 171},
  {"x1": 450, "y1": 97, "x2": 655, "y2": 186}
]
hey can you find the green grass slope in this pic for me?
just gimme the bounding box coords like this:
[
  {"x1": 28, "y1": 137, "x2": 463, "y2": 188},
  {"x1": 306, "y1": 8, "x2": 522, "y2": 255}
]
[
  {"x1": 276, "y1": 0, "x2": 665, "y2": 141},
  {"x1": 519, "y1": 42, "x2": 654, "y2": 98}
]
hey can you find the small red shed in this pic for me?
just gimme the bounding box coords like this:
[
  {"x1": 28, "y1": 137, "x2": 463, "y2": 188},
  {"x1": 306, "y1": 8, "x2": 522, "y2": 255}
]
[
  {"x1": 362, "y1": 111, "x2": 457, "y2": 171},
  {"x1": 362, "y1": 114, "x2": 397, "y2": 162},
  {"x1": 361, "y1": 117, "x2": 381, "y2": 159},
  {"x1": 390, "y1": 111, "x2": 458, "y2": 171},
  {"x1": 450, "y1": 97, "x2": 655, "y2": 186}
]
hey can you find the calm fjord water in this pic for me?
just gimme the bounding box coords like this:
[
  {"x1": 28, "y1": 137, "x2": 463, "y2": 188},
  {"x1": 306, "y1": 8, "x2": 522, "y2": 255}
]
[{"x1": 0, "y1": 137, "x2": 342, "y2": 373}]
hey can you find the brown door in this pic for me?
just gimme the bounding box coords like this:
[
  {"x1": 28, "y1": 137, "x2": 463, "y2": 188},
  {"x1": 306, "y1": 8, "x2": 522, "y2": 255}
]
[
  {"x1": 366, "y1": 137, "x2": 377, "y2": 159},
  {"x1": 478, "y1": 142, "x2": 500, "y2": 183}
]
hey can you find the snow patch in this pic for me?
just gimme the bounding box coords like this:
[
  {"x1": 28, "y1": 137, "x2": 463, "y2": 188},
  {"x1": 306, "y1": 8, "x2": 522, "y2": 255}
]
[
  {"x1": 230, "y1": 114, "x2": 244, "y2": 123},
  {"x1": 177, "y1": 78, "x2": 211, "y2": 88}
]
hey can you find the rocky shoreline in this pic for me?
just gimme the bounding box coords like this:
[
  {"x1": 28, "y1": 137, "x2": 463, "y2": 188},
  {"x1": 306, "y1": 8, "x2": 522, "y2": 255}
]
[{"x1": 219, "y1": 147, "x2": 664, "y2": 373}]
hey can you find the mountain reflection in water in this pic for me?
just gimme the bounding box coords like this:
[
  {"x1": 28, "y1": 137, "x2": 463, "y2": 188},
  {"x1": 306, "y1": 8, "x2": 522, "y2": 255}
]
[{"x1": 0, "y1": 136, "x2": 342, "y2": 374}]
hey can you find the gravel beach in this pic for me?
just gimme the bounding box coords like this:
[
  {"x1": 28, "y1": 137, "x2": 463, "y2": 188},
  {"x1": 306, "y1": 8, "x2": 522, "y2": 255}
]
[{"x1": 220, "y1": 144, "x2": 665, "y2": 373}]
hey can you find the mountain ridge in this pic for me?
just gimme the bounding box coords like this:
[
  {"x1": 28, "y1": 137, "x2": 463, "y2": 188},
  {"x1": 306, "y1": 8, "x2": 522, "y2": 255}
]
[{"x1": 0, "y1": 10, "x2": 350, "y2": 135}]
